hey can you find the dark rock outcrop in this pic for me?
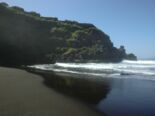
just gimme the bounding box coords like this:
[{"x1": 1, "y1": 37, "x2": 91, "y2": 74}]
[{"x1": 125, "y1": 53, "x2": 137, "y2": 60}]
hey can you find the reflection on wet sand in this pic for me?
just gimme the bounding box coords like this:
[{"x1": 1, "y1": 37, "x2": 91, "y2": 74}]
[
  {"x1": 28, "y1": 69, "x2": 110, "y2": 104},
  {"x1": 0, "y1": 67, "x2": 107, "y2": 116},
  {"x1": 27, "y1": 68, "x2": 111, "y2": 104},
  {"x1": 97, "y1": 77, "x2": 155, "y2": 116}
]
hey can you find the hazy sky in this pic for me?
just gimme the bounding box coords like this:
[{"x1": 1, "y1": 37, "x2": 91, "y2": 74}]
[{"x1": 1, "y1": 0, "x2": 155, "y2": 59}]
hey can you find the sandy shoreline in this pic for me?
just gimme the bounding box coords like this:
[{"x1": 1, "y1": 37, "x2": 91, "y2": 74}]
[
  {"x1": 26, "y1": 67, "x2": 110, "y2": 104},
  {"x1": 0, "y1": 67, "x2": 103, "y2": 116}
]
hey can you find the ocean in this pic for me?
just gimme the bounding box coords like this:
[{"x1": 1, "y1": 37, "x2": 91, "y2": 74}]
[
  {"x1": 31, "y1": 60, "x2": 155, "y2": 80},
  {"x1": 31, "y1": 60, "x2": 155, "y2": 116}
]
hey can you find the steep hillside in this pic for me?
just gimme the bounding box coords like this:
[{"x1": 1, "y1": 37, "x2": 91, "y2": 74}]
[{"x1": 0, "y1": 2, "x2": 136, "y2": 66}]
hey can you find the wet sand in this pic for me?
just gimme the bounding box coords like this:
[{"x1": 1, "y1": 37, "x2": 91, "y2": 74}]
[
  {"x1": 0, "y1": 67, "x2": 102, "y2": 116},
  {"x1": 97, "y1": 76, "x2": 155, "y2": 116}
]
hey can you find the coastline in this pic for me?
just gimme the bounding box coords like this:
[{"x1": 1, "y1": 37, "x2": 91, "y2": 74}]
[
  {"x1": 1, "y1": 62, "x2": 155, "y2": 116},
  {"x1": 25, "y1": 67, "x2": 110, "y2": 104},
  {"x1": 0, "y1": 66, "x2": 104, "y2": 116}
]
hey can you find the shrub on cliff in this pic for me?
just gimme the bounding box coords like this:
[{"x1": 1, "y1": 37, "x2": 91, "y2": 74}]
[{"x1": 0, "y1": 2, "x2": 136, "y2": 66}]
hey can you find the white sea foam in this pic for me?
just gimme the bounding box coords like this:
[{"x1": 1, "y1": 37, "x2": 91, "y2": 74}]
[
  {"x1": 30, "y1": 60, "x2": 155, "y2": 80},
  {"x1": 123, "y1": 60, "x2": 155, "y2": 65}
]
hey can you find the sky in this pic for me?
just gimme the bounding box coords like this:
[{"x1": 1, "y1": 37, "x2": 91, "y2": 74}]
[{"x1": 0, "y1": 0, "x2": 155, "y2": 59}]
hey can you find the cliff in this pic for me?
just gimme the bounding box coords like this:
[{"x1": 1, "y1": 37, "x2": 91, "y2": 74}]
[{"x1": 0, "y1": 2, "x2": 136, "y2": 66}]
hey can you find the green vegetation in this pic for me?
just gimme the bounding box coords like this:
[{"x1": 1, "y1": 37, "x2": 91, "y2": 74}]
[{"x1": 0, "y1": 2, "x2": 136, "y2": 66}]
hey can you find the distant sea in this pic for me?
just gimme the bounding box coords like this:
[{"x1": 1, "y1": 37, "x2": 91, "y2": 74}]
[{"x1": 31, "y1": 59, "x2": 155, "y2": 116}]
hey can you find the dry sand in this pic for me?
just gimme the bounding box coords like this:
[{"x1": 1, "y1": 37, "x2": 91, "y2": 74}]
[{"x1": 0, "y1": 67, "x2": 101, "y2": 116}]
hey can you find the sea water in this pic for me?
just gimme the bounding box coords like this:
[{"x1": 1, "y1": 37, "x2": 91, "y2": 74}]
[
  {"x1": 31, "y1": 60, "x2": 155, "y2": 116},
  {"x1": 31, "y1": 60, "x2": 155, "y2": 80}
]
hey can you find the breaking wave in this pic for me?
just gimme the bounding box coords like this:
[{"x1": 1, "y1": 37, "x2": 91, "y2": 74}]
[{"x1": 30, "y1": 60, "x2": 155, "y2": 80}]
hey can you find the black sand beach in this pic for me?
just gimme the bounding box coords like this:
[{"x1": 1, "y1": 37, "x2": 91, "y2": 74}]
[
  {"x1": 0, "y1": 67, "x2": 103, "y2": 116},
  {"x1": 1, "y1": 66, "x2": 155, "y2": 116}
]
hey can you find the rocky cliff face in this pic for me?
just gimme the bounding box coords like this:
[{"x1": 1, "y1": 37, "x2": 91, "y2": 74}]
[{"x1": 0, "y1": 2, "x2": 136, "y2": 66}]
